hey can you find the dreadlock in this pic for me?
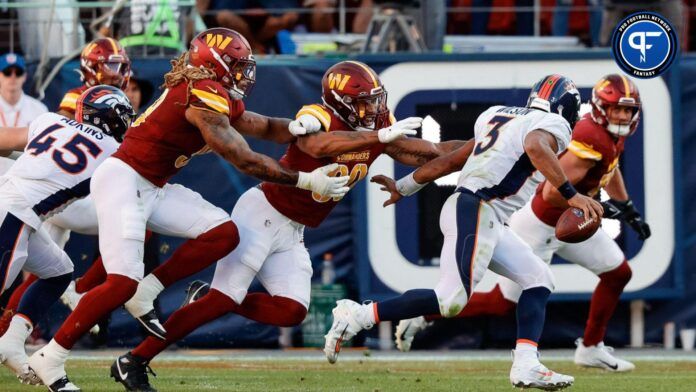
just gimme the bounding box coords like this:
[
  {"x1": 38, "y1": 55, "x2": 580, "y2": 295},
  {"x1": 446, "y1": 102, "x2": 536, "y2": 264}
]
[{"x1": 162, "y1": 52, "x2": 217, "y2": 106}]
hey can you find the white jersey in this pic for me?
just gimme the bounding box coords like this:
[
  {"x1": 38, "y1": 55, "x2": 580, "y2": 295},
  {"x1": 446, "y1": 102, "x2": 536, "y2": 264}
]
[
  {"x1": 457, "y1": 105, "x2": 571, "y2": 222},
  {"x1": 0, "y1": 112, "x2": 119, "y2": 229}
]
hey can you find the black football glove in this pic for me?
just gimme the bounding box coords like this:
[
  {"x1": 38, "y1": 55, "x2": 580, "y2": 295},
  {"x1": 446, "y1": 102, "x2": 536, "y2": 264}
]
[{"x1": 601, "y1": 199, "x2": 651, "y2": 240}]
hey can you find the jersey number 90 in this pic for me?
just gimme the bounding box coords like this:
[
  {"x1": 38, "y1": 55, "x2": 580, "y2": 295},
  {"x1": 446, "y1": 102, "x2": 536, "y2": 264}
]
[{"x1": 312, "y1": 163, "x2": 368, "y2": 202}]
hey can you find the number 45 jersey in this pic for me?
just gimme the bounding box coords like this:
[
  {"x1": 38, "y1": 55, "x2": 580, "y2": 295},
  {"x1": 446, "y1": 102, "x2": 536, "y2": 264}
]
[
  {"x1": 457, "y1": 105, "x2": 572, "y2": 223},
  {"x1": 0, "y1": 112, "x2": 119, "y2": 229}
]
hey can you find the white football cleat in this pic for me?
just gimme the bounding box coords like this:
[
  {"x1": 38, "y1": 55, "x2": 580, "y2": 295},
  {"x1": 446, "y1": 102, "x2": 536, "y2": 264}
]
[
  {"x1": 323, "y1": 299, "x2": 374, "y2": 364},
  {"x1": 0, "y1": 319, "x2": 41, "y2": 385},
  {"x1": 574, "y1": 338, "x2": 635, "y2": 372},
  {"x1": 395, "y1": 316, "x2": 432, "y2": 352},
  {"x1": 60, "y1": 281, "x2": 99, "y2": 335},
  {"x1": 510, "y1": 350, "x2": 574, "y2": 391},
  {"x1": 28, "y1": 340, "x2": 80, "y2": 391}
]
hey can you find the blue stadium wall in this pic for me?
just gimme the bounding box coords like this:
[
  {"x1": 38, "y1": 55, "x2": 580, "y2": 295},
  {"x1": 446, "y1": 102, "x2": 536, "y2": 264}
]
[{"x1": 27, "y1": 52, "x2": 693, "y2": 349}]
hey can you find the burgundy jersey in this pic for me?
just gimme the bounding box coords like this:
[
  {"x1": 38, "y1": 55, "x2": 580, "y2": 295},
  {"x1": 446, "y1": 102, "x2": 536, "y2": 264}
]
[
  {"x1": 58, "y1": 85, "x2": 88, "y2": 115},
  {"x1": 532, "y1": 114, "x2": 626, "y2": 226},
  {"x1": 112, "y1": 79, "x2": 245, "y2": 187},
  {"x1": 262, "y1": 103, "x2": 388, "y2": 227}
]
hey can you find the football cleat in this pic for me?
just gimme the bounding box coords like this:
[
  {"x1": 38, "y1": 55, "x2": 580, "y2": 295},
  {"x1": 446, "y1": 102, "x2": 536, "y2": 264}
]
[
  {"x1": 395, "y1": 316, "x2": 432, "y2": 352},
  {"x1": 125, "y1": 275, "x2": 166, "y2": 340},
  {"x1": 0, "y1": 338, "x2": 41, "y2": 385},
  {"x1": 28, "y1": 344, "x2": 74, "y2": 390},
  {"x1": 574, "y1": 338, "x2": 635, "y2": 372},
  {"x1": 323, "y1": 299, "x2": 374, "y2": 364},
  {"x1": 133, "y1": 310, "x2": 166, "y2": 341},
  {"x1": 181, "y1": 280, "x2": 210, "y2": 308},
  {"x1": 47, "y1": 376, "x2": 81, "y2": 392},
  {"x1": 111, "y1": 352, "x2": 157, "y2": 392},
  {"x1": 510, "y1": 350, "x2": 574, "y2": 391},
  {"x1": 60, "y1": 281, "x2": 99, "y2": 335}
]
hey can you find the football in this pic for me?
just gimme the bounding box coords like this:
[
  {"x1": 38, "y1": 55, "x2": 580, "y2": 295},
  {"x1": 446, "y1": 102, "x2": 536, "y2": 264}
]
[{"x1": 555, "y1": 207, "x2": 601, "y2": 243}]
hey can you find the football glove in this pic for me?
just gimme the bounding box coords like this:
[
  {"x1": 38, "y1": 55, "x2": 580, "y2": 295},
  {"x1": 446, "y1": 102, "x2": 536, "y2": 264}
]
[
  {"x1": 601, "y1": 199, "x2": 651, "y2": 240},
  {"x1": 289, "y1": 114, "x2": 322, "y2": 136},
  {"x1": 296, "y1": 163, "x2": 350, "y2": 198},
  {"x1": 377, "y1": 117, "x2": 422, "y2": 143}
]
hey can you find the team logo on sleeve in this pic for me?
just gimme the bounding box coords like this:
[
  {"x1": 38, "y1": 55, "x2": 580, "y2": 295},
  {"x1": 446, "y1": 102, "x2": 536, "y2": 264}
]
[{"x1": 611, "y1": 12, "x2": 678, "y2": 78}]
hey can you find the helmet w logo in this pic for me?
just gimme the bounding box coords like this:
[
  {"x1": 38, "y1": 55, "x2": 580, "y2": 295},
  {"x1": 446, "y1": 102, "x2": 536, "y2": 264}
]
[
  {"x1": 328, "y1": 73, "x2": 351, "y2": 91},
  {"x1": 205, "y1": 34, "x2": 232, "y2": 50}
]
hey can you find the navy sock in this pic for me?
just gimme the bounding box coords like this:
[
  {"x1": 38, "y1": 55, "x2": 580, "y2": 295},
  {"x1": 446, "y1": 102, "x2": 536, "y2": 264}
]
[
  {"x1": 516, "y1": 286, "x2": 551, "y2": 342},
  {"x1": 17, "y1": 273, "x2": 72, "y2": 324},
  {"x1": 376, "y1": 289, "x2": 440, "y2": 322}
]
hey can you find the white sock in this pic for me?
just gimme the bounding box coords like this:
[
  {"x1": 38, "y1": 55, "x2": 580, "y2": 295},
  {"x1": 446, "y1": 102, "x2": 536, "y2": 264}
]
[
  {"x1": 139, "y1": 274, "x2": 165, "y2": 301},
  {"x1": 125, "y1": 274, "x2": 164, "y2": 315},
  {"x1": 45, "y1": 339, "x2": 70, "y2": 361},
  {"x1": 514, "y1": 341, "x2": 539, "y2": 362},
  {"x1": 364, "y1": 302, "x2": 377, "y2": 325},
  {"x1": 3, "y1": 315, "x2": 33, "y2": 345}
]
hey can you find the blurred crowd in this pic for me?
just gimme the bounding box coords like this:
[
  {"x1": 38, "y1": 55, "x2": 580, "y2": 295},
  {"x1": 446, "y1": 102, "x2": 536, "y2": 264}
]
[{"x1": 1, "y1": 0, "x2": 695, "y2": 58}]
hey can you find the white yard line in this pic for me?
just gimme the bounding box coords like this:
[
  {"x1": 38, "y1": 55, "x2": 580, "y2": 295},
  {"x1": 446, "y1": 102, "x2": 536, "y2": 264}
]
[{"x1": 65, "y1": 349, "x2": 696, "y2": 362}]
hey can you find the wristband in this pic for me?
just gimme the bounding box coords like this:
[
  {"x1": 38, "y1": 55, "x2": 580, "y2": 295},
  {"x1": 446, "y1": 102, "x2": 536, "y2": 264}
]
[
  {"x1": 557, "y1": 180, "x2": 577, "y2": 200},
  {"x1": 395, "y1": 171, "x2": 427, "y2": 196}
]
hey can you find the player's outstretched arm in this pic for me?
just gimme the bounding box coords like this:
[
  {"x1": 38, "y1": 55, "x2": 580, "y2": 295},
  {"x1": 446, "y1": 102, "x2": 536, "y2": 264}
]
[
  {"x1": 371, "y1": 140, "x2": 475, "y2": 206},
  {"x1": 232, "y1": 111, "x2": 295, "y2": 144},
  {"x1": 384, "y1": 138, "x2": 471, "y2": 167},
  {"x1": 524, "y1": 130, "x2": 603, "y2": 220},
  {"x1": 296, "y1": 116, "x2": 425, "y2": 158},
  {"x1": 296, "y1": 130, "x2": 380, "y2": 158},
  {"x1": 540, "y1": 150, "x2": 595, "y2": 208},
  {"x1": 0, "y1": 126, "x2": 29, "y2": 152},
  {"x1": 188, "y1": 107, "x2": 349, "y2": 197}
]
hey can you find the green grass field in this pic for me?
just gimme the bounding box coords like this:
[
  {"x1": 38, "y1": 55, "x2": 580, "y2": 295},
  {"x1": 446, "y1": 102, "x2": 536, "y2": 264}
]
[{"x1": 2, "y1": 358, "x2": 695, "y2": 391}]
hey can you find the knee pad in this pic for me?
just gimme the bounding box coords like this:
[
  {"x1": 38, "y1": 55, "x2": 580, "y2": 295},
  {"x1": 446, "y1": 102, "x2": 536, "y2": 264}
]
[{"x1": 435, "y1": 285, "x2": 468, "y2": 318}]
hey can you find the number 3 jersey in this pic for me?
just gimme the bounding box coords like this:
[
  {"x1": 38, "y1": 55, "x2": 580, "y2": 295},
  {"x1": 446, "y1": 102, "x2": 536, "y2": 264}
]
[
  {"x1": 262, "y1": 103, "x2": 388, "y2": 228},
  {"x1": 0, "y1": 112, "x2": 119, "y2": 229},
  {"x1": 457, "y1": 105, "x2": 572, "y2": 223}
]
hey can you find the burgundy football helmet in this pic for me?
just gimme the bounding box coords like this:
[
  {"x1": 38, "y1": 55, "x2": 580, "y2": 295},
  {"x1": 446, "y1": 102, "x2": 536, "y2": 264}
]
[
  {"x1": 79, "y1": 38, "x2": 130, "y2": 89},
  {"x1": 590, "y1": 74, "x2": 641, "y2": 136},
  {"x1": 188, "y1": 28, "x2": 256, "y2": 99},
  {"x1": 321, "y1": 61, "x2": 389, "y2": 131}
]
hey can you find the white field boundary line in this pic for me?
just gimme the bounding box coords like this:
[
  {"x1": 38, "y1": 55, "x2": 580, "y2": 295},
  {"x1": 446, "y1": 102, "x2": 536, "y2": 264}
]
[{"x1": 67, "y1": 353, "x2": 696, "y2": 362}]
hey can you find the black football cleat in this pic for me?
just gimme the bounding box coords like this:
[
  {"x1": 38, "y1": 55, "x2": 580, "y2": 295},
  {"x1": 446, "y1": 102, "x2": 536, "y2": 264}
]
[
  {"x1": 134, "y1": 310, "x2": 166, "y2": 340},
  {"x1": 180, "y1": 280, "x2": 210, "y2": 308},
  {"x1": 111, "y1": 352, "x2": 157, "y2": 392},
  {"x1": 48, "y1": 376, "x2": 81, "y2": 391}
]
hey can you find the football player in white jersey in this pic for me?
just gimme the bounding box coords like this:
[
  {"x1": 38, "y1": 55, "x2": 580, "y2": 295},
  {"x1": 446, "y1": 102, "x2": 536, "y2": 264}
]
[
  {"x1": 324, "y1": 75, "x2": 603, "y2": 390},
  {"x1": 0, "y1": 85, "x2": 135, "y2": 389}
]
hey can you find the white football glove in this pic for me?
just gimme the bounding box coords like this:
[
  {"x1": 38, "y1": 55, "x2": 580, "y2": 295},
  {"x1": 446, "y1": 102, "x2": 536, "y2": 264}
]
[
  {"x1": 296, "y1": 163, "x2": 350, "y2": 198},
  {"x1": 289, "y1": 114, "x2": 322, "y2": 136},
  {"x1": 377, "y1": 117, "x2": 422, "y2": 143}
]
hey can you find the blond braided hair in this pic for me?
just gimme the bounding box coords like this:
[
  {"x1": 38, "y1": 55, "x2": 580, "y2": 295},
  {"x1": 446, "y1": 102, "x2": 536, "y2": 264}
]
[
  {"x1": 162, "y1": 52, "x2": 218, "y2": 107},
  {"x1": 163, "y1": 52, "x2": 217, "y2": 89}
]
